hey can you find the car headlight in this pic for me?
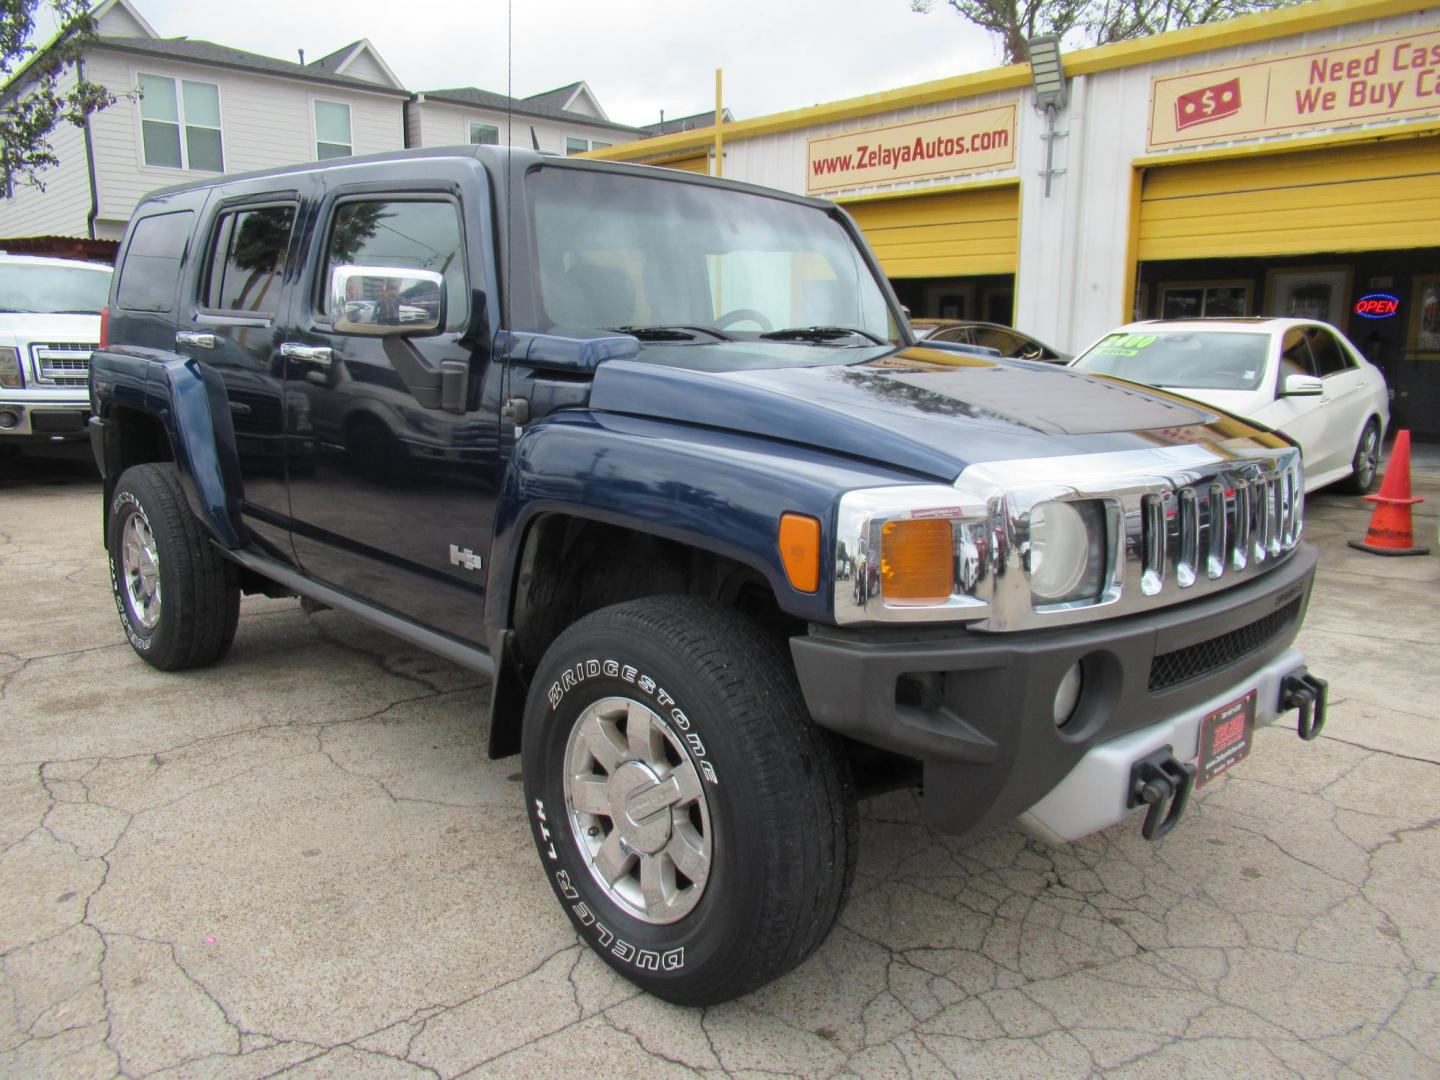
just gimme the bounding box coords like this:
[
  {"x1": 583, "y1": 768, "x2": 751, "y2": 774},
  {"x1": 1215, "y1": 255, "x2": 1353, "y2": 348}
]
[
  {"x1": 1028, "y1": 499, "x2": 1107, "y2": 606},
  {"x1": 0, "y1": 347, "x2": 22, "y2": 389}
]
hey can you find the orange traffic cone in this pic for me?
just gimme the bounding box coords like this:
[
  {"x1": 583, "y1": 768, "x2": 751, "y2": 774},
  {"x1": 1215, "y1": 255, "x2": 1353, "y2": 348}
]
[{"x1": 1348, "y1": 429, "x2": 1430, "y2": 557}]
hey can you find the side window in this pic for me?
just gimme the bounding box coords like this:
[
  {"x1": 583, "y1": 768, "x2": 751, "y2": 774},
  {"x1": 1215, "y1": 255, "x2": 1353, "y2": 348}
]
[
  {"x1": 1307, "y1": 327, "x2": 1352, "y2": 377},
  {"x1": 202, "y1": 205, "x2": 296, "y2": 316},
  {"x1": 972, "y1": 327, "x2": 1026, "y2": 355},
  {"x1": 933, "y1": 327, "x2": 973, "y2": 346},
  {"x1": 322, "y1": 199, "x2": 468, "y2": 331},
  {"x1": 116, "y1": 210, "x2": 196, "y2": 312},
  {"x1": 1280, "y1": 328, "x2": 1318, "y2": 379}
]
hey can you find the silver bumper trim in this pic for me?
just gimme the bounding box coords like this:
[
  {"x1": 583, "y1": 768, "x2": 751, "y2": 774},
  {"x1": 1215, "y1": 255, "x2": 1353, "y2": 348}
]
[{"x1": 1016, "y1": 647, "x2": 1305, "y2": 845}]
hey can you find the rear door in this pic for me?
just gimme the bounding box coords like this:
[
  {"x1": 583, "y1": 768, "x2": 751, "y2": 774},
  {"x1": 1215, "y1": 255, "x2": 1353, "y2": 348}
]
[
  {"x1": 176, "y1": 183, "x2": 305, "y2": 558},
  {"x1": 1306, "y1": 324, "x2": 1371, "y2": 454},
  {"x1": 280, "y1": 176, "x2": 503, "y2": 644}
]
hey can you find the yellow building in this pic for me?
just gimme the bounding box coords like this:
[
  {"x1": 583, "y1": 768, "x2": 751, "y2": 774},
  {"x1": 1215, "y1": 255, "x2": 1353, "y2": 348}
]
[{"x1": 592, "y1": 0, "x2": 1440, "y2": 437}]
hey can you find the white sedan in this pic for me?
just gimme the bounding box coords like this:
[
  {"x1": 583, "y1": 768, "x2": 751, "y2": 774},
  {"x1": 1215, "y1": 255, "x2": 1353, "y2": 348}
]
[{"x1": 1070, "y1": 318, "x2": 1390, "y2": 494}]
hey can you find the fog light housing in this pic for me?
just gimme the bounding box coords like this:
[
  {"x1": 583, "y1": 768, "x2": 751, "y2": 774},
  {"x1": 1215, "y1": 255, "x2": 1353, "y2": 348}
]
[{"x1": 1054, "y1": 662, "x2": 1083, "y2": 728}]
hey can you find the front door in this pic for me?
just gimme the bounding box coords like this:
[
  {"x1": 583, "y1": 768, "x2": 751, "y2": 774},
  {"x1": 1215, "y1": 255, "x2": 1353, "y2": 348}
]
[{"x1": 281, "y1": 190, "x2": 501, "y2": 644}]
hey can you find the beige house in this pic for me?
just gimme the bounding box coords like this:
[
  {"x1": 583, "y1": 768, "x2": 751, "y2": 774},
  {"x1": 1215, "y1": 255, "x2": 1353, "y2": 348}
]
[
  {"x1": 0, "y1": 0, "x2": 410, "y2": 251},
  {"x1": 406, "y1": 81, "x2": 641, "y2": 157}
]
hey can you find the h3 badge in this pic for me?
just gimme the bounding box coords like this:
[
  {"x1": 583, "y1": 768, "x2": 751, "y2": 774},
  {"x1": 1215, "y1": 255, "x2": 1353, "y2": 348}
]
[{"x1": 449, "y1": 544, "x2": 484, "y2": 572}]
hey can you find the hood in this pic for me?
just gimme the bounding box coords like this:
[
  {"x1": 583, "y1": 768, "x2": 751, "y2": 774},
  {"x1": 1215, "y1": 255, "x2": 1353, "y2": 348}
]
[
  {"x1": 0, "y1": 312, "x2": 100, "y2": 345},
  {"x1": 587, "y1": 344, "x2": 1238, "y2": 481}
]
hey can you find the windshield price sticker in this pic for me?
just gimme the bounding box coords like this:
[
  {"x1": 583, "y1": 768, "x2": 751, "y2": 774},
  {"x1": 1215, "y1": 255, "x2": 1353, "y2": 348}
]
[{"x1": 1094, "y1": 333, "x2": 1158, "y2": 358}]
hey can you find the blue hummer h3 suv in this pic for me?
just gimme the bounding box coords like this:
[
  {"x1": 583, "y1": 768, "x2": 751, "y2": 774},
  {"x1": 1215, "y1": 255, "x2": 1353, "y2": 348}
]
[{"x1": 88, "y1": 147, "x2": 1327, "y2": 1004}]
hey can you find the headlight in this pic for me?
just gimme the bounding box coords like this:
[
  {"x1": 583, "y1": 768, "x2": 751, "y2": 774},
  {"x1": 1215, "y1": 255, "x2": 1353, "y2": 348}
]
[
  {"x1": 1028, "y1": 499, "x2": 1107, "y2": 607},
  {"x1": 0, "y1": 347, "x2": 22, "y2": 388}
]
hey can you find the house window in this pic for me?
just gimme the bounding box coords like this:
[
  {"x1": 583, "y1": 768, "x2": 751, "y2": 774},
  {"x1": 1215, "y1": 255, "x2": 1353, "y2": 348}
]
[
  {"x1": 314, "y1": 100, "x2": 352, "y2": 160},
  {"x1": 565, "y1": 136, "x2": 612, "y2": 155},
  {"x1": 468, "y1": 122, "x2": 499, "y2": 145},
  {"x1": 139, "y1": 73, "x2": 223, "y2": 171}
]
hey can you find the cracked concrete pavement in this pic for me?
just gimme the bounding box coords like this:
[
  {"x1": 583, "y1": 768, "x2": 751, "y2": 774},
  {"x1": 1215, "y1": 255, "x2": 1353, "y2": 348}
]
[{"x1": 1, "y1": 456, "x2": 1437, "y2": 1078}]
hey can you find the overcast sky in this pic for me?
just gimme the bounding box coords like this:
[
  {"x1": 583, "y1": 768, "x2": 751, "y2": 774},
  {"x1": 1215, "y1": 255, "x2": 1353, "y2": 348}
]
[{"x1": 81, "y1": 0, "x2": 1005, "y2": 126}]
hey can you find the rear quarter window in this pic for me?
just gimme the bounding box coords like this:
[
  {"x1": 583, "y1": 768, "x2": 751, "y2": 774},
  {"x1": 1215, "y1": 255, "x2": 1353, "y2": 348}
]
[{"x1": 116, "y1": 210, "x2": 196, "y2": 312}]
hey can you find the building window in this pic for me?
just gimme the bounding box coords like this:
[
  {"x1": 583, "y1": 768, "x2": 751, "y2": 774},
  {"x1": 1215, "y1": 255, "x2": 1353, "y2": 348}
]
[
  {"x1": 468, "y1": 122, "x2": 499, "y2": 145},
  {"x1": 1159, "y1": 280, "x2": 1250, "y2": 320},
  {"x1": 565, "y1": 136, "x2": 613, "y2": 155},
  {"x1": 139, "y1": 73, "x2": 223, "y2": 171},
  {"x1": 314, "y1": 100, "x2": 352, "y2": 160}
]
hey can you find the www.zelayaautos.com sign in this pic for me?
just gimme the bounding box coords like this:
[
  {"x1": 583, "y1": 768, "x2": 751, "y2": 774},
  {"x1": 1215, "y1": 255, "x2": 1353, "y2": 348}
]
[{"x1": 806, "y1": 104, "x2": 1017, "y2": 194}]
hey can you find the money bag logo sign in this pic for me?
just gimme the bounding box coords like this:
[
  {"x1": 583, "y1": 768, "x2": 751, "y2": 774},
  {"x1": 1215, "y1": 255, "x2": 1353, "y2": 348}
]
[{"x1": 1174, "y1": 78, "x2": 1242, "y2": 130}]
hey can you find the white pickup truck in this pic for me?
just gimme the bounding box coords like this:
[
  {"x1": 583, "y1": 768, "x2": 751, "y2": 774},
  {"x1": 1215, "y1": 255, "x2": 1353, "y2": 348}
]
[{"x1": 0, "y1": 253, "x2": 112, "y2": 459}]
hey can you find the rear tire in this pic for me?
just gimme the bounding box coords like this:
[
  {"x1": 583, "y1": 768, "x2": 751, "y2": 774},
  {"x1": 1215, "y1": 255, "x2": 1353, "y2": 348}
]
[
  {"x1": 521, "y1": 596, "x2": 856, "y2": 1005},
  {"x1": 1336, "y1": 419, "x2": 1381, "y2": 495},
  {"x1": 107, "y1": 463, "x2": 240, "y2": 671}
]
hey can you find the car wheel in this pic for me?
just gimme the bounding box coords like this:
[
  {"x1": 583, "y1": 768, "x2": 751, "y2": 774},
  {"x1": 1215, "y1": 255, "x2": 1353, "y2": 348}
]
[
  {"x1": 521, "y1": 595, "x2": 856, "y2": 1005},
  {"x1": 107, "y1": 463, "x2": 240, "y2": 670},
  {"x1": 1336, "y1": 419, "x2": 1381, "y2": 494}
]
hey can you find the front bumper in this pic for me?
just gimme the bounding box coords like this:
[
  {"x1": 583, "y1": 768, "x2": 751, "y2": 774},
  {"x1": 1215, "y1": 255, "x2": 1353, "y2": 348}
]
[
  {"x1": 791, "y1": 543, "x2": 1317, "y2": 836},
  {"x1": 0, "y1": 400, "x2": 92, "y2": 444}
]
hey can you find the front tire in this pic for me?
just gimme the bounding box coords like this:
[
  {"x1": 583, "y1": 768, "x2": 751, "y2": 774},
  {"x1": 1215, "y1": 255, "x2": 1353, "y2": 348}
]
[
  {"x1": 107, "y1": 463, "x2": 240, "y2": 671},
  {"x1": 1337, "y1": 418, "x2": 1381, "y2": 494},
  {"x1": 521, "y1": 596, "x2": 856, "y2": 1005}
]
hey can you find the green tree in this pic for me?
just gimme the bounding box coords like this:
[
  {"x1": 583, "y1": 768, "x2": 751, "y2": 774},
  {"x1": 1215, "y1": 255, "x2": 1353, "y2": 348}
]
[
  {"x1": 911, "y1": 0, "x2": 1298, "y2": 63},
  {"x1": 1, "y1": 0, "x2": 114, "y2": 190}
]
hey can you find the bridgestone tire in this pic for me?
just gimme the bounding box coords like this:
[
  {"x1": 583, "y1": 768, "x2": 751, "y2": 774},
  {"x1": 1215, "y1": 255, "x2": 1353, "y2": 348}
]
[
  {"x1": 521, "y1": 596, "x2": 857, "y2": 1005},
  {"x1": 107, "y1": 463, "x2": 240, "y2": 671}
]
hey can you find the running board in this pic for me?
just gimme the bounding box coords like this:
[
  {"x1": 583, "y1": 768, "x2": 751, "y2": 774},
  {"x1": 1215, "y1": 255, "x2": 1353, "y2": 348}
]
[{"x1": 225, "y1": 548, "x2": 495, "y2": 677}]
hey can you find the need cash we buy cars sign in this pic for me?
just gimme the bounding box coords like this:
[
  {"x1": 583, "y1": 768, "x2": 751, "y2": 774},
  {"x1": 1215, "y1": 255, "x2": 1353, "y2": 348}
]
[{"x1": 806, "y1": 104, "x2": 1017, "y2": 195}]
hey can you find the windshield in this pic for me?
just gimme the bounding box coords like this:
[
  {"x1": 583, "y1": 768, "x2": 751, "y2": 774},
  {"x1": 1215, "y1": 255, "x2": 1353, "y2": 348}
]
[
  {"x1": 1073, "y1": 330, "x2": 1270, "y2": 391},
  {"x1": 0, "y1": 262, "x2": 112, "y2": 315},
  {"x1": 528, "y1": 166, "x2": 899, "y2": 349}
]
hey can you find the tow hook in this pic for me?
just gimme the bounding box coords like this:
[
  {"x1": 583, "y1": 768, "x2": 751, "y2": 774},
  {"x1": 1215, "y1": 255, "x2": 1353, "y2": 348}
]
[
  {"x1": 1281, "y1": 671, "x2": 1329, "y2": 741},
  {"x1": 1128, "y1": 747, "x2": 1196, "y2": 841}
]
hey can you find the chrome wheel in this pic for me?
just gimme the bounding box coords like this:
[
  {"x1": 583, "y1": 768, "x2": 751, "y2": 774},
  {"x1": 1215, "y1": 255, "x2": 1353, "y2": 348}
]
[
  {"x1": 121, "y1": 511, "x2": 162, "y2": 630},
  {"x1": 1355, "y1": 424, "x2": 1380, "y2": 491},
  {"x1": 564, "y1": 696, "x2": 712, "y2": 925}
]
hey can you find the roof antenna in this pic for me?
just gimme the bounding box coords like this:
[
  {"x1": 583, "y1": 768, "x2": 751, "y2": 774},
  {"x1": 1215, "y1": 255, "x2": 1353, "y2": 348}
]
[{"x1": 530, "y1": 125, "x2": 540, "y2": 151}]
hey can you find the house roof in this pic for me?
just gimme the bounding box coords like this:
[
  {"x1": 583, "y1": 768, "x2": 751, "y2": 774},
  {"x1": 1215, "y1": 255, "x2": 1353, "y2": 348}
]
[
  {"x1": 417, "y1": 86, "x2": 639, "y2": 133},
  {"x1": 304, "y1": 38, "x2": 404, "y2": 90},
  {"x1": 522, "y1": 81, "x2": 583, "y2": 110},
  {"x1": 96, "y1": 35, "x2": 411, "y2": 96}
]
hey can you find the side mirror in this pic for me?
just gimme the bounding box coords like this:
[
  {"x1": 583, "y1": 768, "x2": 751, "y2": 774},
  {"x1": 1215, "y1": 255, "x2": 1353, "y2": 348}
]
[
  {"x1": 330, "y1": 265, "x2": 447, "y2": 336},
  {"x1": 1281, "y1": 373, "x2": 1323, "y2": 397}
]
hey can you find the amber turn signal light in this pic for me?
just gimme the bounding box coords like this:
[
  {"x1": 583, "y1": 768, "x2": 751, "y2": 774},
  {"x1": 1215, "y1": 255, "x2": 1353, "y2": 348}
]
[
  {"x1": 881, "y1": 518, "x2": 953, "y2": 603},
  {"x1": 778, "y1": 513, "x2": 821, "y2": 593}
]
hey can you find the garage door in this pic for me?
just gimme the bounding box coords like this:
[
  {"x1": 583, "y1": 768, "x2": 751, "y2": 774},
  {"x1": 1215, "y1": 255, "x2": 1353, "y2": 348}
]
[
  {"x1": 844, "y1": 185, "x2": 1019, "y2": 278},
  {"x1": 1138, "y1": 136, "x2": 1440, "y2": 261}
]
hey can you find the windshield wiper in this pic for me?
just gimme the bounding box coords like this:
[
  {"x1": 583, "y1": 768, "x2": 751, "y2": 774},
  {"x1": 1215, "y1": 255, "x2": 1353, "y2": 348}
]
[
  {"x1": 52, "y1": 309, "x2": 102, "y2": 315},
  {"x1": 0, "y1": 308, "x2": 38, "y2": 314},
  {"x1": 759, "y1": 325, "x2": 888, "y2": 345},
  {"x1": 605, "y1": 325, "x2": 733, "y2": 342}
]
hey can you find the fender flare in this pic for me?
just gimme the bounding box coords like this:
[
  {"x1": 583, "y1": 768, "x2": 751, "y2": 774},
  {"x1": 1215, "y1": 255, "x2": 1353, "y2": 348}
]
[{"x1": 150, "y1": 357, "x2": 246, "y2": 549}]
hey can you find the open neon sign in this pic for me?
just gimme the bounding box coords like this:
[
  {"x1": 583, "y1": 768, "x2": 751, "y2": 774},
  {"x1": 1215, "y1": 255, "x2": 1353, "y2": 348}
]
[{"x1": 1354, "y1": 293, "x2": 1400, "y2": 319}]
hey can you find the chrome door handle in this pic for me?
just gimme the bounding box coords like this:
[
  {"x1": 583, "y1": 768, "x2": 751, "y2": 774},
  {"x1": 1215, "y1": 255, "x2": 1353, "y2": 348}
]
[
  {"x1": 280, "y1": 343, "x2": 333, "y2": 367},
  {"x1": 176, "y1": 331, "x2": 217, "y2": 349}
]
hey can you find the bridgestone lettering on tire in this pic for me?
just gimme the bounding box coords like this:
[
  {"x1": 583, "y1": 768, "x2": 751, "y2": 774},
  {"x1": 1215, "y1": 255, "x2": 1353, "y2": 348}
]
[
  {"x1": 521, "y1": 596, "x2": 857, "y2": 1005},
  {"x1": 107, "y1": 464, "x2": 240, "y2": 671}
]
